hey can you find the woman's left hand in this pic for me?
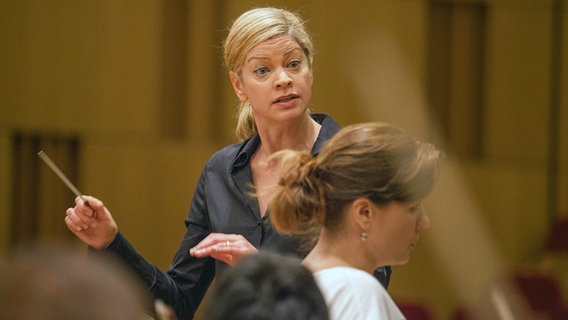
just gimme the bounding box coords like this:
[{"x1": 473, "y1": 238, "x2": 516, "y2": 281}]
[{"x1": 189, "y1": 233, "x2": 258, "y2": 266}]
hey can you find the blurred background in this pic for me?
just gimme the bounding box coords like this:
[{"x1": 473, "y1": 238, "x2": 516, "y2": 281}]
[{"x1": 1, "y1": 0, "x2": 567, "y2": 319}]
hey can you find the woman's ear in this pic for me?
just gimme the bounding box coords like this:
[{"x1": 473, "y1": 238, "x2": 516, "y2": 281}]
[
  {"x1": 350, "y1": 198, "x2": 373, "y2": 231},
  {"x1": 230, "y1": 71, "x2": 248, "y2": 102}
]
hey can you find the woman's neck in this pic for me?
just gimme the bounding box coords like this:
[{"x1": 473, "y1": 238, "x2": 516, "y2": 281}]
[
  {"x1": 303, "y1": 229, "x2": 376, "y2": 275},
  {"x1": 251, "y1": 114, "x2": 321, "y2": 217},
  {"x1": 255, "y1": 114, "x2": 321, "y2": 156}
]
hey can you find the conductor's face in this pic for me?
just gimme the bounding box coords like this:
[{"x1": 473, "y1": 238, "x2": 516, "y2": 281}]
[{"x1": 230, "y1": 35, "x2": 314, "y2": 126}]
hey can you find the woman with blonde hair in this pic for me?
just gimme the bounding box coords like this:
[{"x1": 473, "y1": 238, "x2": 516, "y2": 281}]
[{"x1": 65, "y1": 7, "x2": 391, "y2": 320}]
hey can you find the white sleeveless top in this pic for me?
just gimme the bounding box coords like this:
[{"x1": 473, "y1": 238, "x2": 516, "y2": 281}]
[{"x1": 313, "y1": 266, "x2": 406, "y2": 320}]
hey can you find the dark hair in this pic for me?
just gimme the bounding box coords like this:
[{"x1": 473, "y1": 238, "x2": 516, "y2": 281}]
[
  {"x1": 269, "y1": 122, "x2": 441, "y2": 235},
  {"x1": 204, "y1": 252, "x2": 329, "y2": 320}
]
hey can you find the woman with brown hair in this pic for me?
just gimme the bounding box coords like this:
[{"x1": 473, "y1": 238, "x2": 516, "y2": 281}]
[{"x1": 269, "y1": 122, "x2": 442, "y2": 319}]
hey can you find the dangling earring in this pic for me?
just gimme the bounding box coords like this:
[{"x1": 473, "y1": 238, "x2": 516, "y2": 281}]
[{"x1": 360, "y1": 232, "x2": 367, "y2": 241}]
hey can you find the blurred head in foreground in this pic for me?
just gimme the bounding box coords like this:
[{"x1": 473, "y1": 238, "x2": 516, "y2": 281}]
[{"x1": 0, "y1": 243, "x2": 151, "y2": 320}]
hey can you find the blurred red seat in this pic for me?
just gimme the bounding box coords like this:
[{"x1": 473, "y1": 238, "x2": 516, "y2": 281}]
[
  {"x1": 512, "y1": 273, "x2": 562, "y2": 314},
  {"x1": 544, "y1": 217, "x2": 568, "y2": 253},
  {"x1": 398, "y1": 303, "x2": 432, "y2": 320},
  {"x1": 546, "y1": 304, "x2": 568, "y2": 320}
]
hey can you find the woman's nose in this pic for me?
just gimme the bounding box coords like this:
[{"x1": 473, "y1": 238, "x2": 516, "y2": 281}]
[
  {"x1": 275, "y1": 71, "x2": 293, "y2": 88},
  {"x1": 418, "y1": 211, "x2": 431, "y2": 230}
]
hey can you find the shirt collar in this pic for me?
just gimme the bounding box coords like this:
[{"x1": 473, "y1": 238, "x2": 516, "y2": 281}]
[{"x1": 231, "y1": 113, "x2": 340, "y2": 171}]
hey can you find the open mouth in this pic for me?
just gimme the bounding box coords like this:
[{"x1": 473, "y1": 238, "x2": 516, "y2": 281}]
[{"x1": 274, "y1": 94, "x2": 298, "y2": 103}]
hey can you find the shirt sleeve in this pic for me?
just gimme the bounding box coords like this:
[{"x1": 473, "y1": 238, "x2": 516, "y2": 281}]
[{"x1": 97, "y1": 169, "x2": 215, "y2": 320}]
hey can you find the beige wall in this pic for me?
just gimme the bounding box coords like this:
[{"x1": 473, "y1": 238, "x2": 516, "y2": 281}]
[{"x1": 1, "y1": 0, "x2": 566, "y2": 318}]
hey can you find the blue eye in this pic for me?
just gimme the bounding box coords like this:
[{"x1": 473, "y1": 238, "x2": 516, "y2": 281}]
[
  {"x1": 254, "y1": 67, "x2": 270, "y2": 75},
  {"x1": 288, "y1": 60, "x2": 301, "y2": 68}
]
